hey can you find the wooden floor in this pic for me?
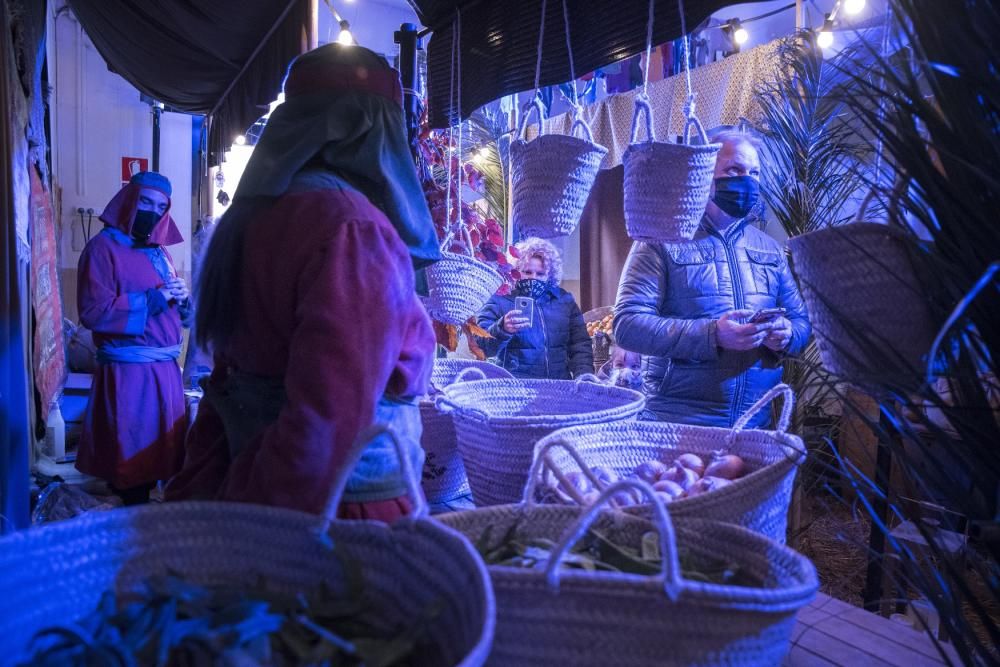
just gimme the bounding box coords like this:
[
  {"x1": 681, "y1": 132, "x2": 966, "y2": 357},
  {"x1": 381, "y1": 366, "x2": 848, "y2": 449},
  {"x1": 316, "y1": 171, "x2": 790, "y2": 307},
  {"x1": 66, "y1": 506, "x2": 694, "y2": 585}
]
[{"x1": 787, "y1": 593, "x2": 960, "y2": 666}]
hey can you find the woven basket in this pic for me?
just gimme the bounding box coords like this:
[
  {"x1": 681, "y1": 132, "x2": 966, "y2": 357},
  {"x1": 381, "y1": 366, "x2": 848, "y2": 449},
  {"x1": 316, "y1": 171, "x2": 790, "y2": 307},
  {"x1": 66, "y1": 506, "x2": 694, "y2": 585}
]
[
  {"x1": 438, "y1": 479, "x2": 818, "y2": 666},
  {"x1": 421, "y1": 362, "x2": 514, "y2": 503},
  {"x1": 0, "y1": 426, "x2": 495, "y2": 666},
  {"x1": 437, "y1": 377, "x2": 645, "y2": 506},
  {"x1": 510, "y1": 100, "x2": 608, "y2": 239},
  {"x1": 426, "y1": 226, "x2": 503, "y2": 326},
  {"x1": 622, "y1": 95, "x2": 720, "y2": 242},
  {"x1": 532, "y1": 384, "x2": 806, "y2": 543},
  {"x1": 788, "y1": 220, "x2": 938, "y2": 388}
]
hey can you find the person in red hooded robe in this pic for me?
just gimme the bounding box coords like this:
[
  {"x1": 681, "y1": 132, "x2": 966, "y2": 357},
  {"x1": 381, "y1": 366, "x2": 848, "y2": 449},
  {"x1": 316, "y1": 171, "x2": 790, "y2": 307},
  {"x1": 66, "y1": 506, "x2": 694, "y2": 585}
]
[{"x1": 75, "y1": 171, "x2": 190, "y2": 504}]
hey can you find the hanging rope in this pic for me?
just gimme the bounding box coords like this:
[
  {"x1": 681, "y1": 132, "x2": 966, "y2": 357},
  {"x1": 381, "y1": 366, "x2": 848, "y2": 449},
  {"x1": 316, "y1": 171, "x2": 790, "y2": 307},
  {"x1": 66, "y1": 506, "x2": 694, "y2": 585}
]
[
  {"x1": 455, "y1": 8, "x2": 463, "y2": 239},
  {"x1": 641, "y1": 0, "x2": 654, "y2": 96},
  {"x1": 561, "y1": 0, "x2": 579, "y2": 110},
  {"x1": 443, "y1": 17, "x2": 457, "y2": 243},
  {"x1": 678, "y1": 0, "x2": 696, "y2": 119},
  {"x1": 533, "y1": 0, "x2": 548, "y2": 93}
]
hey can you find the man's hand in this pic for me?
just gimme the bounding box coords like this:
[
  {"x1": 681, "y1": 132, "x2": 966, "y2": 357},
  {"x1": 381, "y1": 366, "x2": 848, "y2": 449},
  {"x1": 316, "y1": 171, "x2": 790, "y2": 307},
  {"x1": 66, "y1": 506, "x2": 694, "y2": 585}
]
[
  {"x1": 762, "y1": 316, "x2": 792, "y2": 352},
  {"x1": 502, "y1": 309, "x2": 530, "y2": 334},
  {"x1": 716, "y1": 309, "x2": 774, "y2": 351}
]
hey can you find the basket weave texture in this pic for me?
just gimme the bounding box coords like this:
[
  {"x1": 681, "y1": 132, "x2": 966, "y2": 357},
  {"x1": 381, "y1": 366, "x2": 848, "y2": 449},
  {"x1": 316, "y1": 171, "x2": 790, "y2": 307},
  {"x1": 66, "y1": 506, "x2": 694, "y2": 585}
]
[
  {"x1": 533, "y1": 385, "x2": 805, "y2": 542},
  {"x1": 0, "y1": 427, "x2": 496, "y2": 666},
  {"x1": 439, "y1": 479, "x2": 818, "y2": 667},
  {"x1": 421, "y1": 361, "x2": 514, "y2": 503},
  {"x1": 788, "y1": 222, "x2": 937, "y2": 387},
  {"x1": 438, "y1": 378, "x2": 645, "y2": 506}
]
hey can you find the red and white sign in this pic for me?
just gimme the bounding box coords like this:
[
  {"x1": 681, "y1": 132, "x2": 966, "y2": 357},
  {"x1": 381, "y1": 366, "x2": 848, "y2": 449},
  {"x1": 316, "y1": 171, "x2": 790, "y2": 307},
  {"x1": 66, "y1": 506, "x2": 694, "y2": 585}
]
[{"x1": 121, "y1": 156, "x2": 149, "y2": 186}]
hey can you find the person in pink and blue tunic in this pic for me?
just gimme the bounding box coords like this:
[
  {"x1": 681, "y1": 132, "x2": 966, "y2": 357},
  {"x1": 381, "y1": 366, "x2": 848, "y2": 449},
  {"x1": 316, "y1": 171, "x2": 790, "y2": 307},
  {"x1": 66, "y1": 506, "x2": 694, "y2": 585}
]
[{"x1": 75, "y1": 171, "x2": 190, "y2": 504}]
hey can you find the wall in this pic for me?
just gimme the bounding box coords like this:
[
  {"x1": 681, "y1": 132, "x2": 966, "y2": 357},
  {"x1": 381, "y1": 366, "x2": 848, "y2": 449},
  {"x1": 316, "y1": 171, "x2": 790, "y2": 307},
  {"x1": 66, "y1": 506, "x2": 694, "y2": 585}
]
[{"x1": 51, "y1": 1, "x2": 193, "y2": 322}]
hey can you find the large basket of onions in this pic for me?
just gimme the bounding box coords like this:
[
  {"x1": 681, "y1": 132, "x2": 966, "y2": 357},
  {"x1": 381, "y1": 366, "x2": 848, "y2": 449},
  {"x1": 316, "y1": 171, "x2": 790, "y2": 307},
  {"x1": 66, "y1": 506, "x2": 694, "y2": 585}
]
[
  {"x1": 438, "y1": 478, "x2": 817, "y2": 666},
  {"x1": 530, "y1": 385, "x2": 805, "y2": 542}
]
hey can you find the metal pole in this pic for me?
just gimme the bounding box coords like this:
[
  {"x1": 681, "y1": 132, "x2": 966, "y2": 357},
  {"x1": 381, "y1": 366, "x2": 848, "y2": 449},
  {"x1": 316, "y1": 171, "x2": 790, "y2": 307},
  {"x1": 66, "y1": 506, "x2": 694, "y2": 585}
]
[
  {"x1": 152, "y1": 102, "x2": 163, "y2": 172},
  {"x1": 394, "y1": 22, "x2": 422, "y2": 160},
  {"x1": 795, "y1": 0, "x2": 804, "y2": 29}
]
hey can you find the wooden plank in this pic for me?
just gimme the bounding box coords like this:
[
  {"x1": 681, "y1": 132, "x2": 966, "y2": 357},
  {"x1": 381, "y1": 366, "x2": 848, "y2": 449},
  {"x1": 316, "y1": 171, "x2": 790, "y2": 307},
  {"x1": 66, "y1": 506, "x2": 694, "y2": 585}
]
[
  {"x1": 812, "y1": 616, "x2": 946, "y2": 667},
  {"x1": 836, "y1": 606, "x2": 951, "y2": 662},
  {"x1": 793, "y1": 626, "x2": 885, "y2": 665},
  {"x1": 795, "y1": 605, "x2": 833, "y2": 627},
  {"x1": 785, "y1": 643, "x2": 838, "y2": 666}
]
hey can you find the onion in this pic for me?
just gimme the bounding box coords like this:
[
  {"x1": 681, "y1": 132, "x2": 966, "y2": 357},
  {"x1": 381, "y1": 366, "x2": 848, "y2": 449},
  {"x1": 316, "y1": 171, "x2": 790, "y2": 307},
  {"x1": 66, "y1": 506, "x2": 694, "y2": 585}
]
[
  {"x1": 686, "y1": 476, "x2": 733, "y2": 497},
  {"x1": 589, "y1": 466, "x2": 619, "y2": 490},
  {"x1": 581, "y1": 490, "x2": 601, "y2": 506},
  {"x1": 675, "y1": 453, "x2": 706, "y2": 476},
  {"x1": 652, "y1": 479, "x2": 685, "y2": 499},
  {"x1": 654, "y1": 491, "x2": 676, "y2": 505},
  {"x1": 662, "y1": 463, "x2": 699, "y2": 491},
  {"x1": 704, "y1": 452, "x2": 746, "y2": 480},
  {"x1": 610, "y1": 488, "x2": 641, "y2": 507},
  {"x1": 634, "y1": 460, "x2": 669, "y2": 483}
]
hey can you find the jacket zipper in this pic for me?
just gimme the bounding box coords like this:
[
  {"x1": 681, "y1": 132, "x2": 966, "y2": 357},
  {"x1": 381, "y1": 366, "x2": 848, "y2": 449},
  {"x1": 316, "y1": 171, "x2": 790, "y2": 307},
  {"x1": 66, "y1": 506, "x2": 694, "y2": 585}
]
[
  {"x1": 709, "y1": 226, "x2": 748, "y2": 426},
  {"x1": 538, "y1": 299, "x2": 551, "y2": 378}
]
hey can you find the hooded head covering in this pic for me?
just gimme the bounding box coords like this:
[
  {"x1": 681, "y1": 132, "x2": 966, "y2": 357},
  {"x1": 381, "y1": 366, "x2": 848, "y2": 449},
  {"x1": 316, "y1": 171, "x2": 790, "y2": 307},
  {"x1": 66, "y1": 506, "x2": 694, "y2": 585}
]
[
  {"x1": 234, "y1": 43, "x2": 440, "y2": 267},
  {"x1": 99, "y1": 171, "x2": 183, "y2": 246}
]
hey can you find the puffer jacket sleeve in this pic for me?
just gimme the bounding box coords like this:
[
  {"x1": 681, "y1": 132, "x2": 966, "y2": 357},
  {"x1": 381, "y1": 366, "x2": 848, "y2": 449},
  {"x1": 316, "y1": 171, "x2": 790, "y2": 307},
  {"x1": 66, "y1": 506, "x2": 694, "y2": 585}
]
[
  {"x1": 566, "y1": 297, "x2": 595, "y2": 377},
  {"x1": 777, "y1": 254, "x2": 811, "y2": 355},
  {"x1": 614, "y1": 242, "x2": 720, "y2": 361},
  {"x1": 475, "y1": 295, "x2": 513, "y2": 358}
]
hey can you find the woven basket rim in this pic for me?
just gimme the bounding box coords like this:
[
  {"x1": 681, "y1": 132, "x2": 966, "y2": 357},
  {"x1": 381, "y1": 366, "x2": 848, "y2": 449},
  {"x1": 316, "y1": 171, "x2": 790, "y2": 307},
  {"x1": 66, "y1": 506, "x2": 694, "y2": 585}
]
[
  {"x1": 441, "y1": 379, "x2": 645, "y2": 425},
  {"x1": 440, "y1": 506, "x2": 817, "y2": 606}
]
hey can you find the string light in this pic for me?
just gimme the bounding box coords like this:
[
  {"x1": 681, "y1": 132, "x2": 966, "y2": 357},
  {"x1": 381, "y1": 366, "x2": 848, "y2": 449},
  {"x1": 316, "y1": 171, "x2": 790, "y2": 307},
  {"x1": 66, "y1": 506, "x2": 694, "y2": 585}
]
[
  {"x1": 817, "y1": 15, "x2": 835, "y2": 49},
  {"x1": 843, "y1": 0, "x2": 866, "y2": 15},
  {"x1": 730, "y1": 19, "x2": 749, "y2": 45},
  {"x1": 234, "y1": 135, "x2": 247, "y2": 145},
  {"x1": 337, "y1": 20, "x2": 354, "y2": 45}
]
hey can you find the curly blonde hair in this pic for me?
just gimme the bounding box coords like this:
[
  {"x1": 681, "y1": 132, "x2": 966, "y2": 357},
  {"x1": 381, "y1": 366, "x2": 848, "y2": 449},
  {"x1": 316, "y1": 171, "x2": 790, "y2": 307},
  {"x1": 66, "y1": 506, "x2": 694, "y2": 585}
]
[{"x1": 515, "y1": 237, "x2": 563, "y2": 285}]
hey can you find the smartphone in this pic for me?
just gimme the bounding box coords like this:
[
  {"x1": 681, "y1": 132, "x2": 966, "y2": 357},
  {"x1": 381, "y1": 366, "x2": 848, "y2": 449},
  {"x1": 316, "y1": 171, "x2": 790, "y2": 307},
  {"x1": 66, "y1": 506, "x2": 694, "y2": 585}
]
[
  {"x1": 514, "y1": 296, "x2": 534, "y2": 326},
  {"x1": 749, "y1": 307, "x2": 786, "y2": 324}
]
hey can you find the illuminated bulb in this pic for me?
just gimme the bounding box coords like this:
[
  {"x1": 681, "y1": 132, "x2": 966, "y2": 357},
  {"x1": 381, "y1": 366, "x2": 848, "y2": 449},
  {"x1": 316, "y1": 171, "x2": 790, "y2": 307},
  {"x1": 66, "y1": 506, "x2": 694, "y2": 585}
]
[
  {"x1": 817, "y1": 29, "x2": 834, "y2": 48},
  {"x1": 337, "y1": 20, "x2": 354, "y2": 46},
  {"x1": 734, "y1": 26, "x2": 749, "y2": 45},
  {"x1": 843, "y1": 0, "x2": 866, "y2": 15},
  {"x1": 234, "y1": 135, "x2": 246, "y2": 145}
]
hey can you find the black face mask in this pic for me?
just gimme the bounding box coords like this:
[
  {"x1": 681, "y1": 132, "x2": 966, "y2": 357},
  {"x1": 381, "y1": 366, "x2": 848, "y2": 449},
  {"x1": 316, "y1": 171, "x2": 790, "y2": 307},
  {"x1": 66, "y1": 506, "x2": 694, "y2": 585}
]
[
  {"x1": 516, "y1": 279, "x2": 548, "y2": 299},
  {"x1": 712, "y1": 176, "x2": 760, "y2": 219},
  {"x1": 132, "y1": 210, "x2": 160, "y2": 242}
]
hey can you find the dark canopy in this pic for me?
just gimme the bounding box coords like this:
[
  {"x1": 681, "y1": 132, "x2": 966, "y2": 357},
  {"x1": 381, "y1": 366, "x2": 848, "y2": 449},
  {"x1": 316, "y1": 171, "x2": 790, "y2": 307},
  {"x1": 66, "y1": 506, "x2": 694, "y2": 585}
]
[
  {"x1": 68, "y1": 0, "x2": 313, "y2": 166},
  {"x1": 411, "y1": 0, "x2": 771, "y2": 128}
]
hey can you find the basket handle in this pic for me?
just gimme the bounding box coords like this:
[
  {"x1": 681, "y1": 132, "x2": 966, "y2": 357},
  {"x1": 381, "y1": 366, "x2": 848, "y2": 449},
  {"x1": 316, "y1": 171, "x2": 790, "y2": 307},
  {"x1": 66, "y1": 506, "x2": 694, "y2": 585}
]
[
  {"x1": 453, "y1": 366, "x2": 489, "y2": 384},
  {"x1": 629, "y1": 93, "x2": 655, "y2": 144},
  {"x1": 319, "y1": 423, "x2": 428, "y2": 533},
  {"x1": 440, "y1": 224, "x2": 477, "y2": 258},
  {"x1": 522, "y1": 437, "x2": 605, "y2": 506},
  {"x1": 518, "y1": 98, "x2": 547, "y2": 140},
  {"x1": 433, "y1": 393, "x2": 489, "y2": 421},
  {"x1": 574, "y1": 373, "x2": 600, "y2": 384},
  {"x1": 682, "y1": 113, "x2": 710, "y2": 147},
  {"x1": 726, "y1": 383, "x2": 795, "y2": 447},
  {"x1": 543, "y1": 479, "x2": 684, "y2": 600},
  {"x1": 569, "y1": 116, "x2": 595, "y2": 143}
]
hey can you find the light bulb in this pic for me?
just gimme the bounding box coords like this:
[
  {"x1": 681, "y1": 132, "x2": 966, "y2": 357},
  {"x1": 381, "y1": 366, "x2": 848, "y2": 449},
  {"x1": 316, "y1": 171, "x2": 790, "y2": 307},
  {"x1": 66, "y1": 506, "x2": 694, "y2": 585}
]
[
  {"x1": 817, "y1": 29, "x2": 834, "y2": 49},
  {"x1": 734, "y1": 27, "x2": 749, "y2": 45},
  {"x1": 843, "y1": 0, "x2": 866, "y2": 15},
  {"x1": 337, "y1": 20, "x2": 354, "y2": 46},
  {"x1": 234, "y1": 135, "x2": 247, "y2": 145}
]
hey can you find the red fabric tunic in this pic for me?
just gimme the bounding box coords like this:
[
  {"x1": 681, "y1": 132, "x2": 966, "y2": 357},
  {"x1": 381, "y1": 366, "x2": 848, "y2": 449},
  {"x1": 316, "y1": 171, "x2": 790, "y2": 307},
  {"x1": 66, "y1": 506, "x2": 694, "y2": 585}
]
[
  {"x1": 166, "y1": 186, "x2": 435, "y2": 515},
  {"x1": 75, "y1": 184, "x2": 186, "y2": 488}
]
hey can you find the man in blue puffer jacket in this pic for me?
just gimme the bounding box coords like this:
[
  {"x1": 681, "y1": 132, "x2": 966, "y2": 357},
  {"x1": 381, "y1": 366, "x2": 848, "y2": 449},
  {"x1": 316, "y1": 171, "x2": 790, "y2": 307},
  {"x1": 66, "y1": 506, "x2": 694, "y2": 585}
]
[
  {"x1": 477, "y1": 237, "x2": 594, "y2": 379},
  {"x1": 614, "y1": 130, "x2": 810, "y2": 428}
]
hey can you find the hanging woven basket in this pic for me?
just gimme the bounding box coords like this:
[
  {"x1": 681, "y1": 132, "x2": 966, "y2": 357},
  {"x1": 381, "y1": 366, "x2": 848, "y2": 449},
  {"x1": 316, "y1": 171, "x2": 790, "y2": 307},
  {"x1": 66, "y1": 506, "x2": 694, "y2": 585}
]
[
  {"x1": 425, "y1": 226, "x2": 503, "y2": 326},
  {"x1": 622, "y1": 95, "x2": 720, "y2": 242},
  {"x1": 510, "y1": 100, "x2": 608, "y2": 239},
  {"x1": 788, "y1": 218, "x2": 938, "y2": 387},
  {"x1": 0, "y1": 426, "x2": 495, "y2": 666}
]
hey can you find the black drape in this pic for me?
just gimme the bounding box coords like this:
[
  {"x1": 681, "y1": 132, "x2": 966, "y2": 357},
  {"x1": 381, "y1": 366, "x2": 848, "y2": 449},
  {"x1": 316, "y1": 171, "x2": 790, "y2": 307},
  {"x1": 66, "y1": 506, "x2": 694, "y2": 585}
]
[
  {"x1": 414, "y1": 0, "x2": 771, "y2": 127},
  {"x1": 67, "y1": 0, "x2": 313, "y2": 166}
]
